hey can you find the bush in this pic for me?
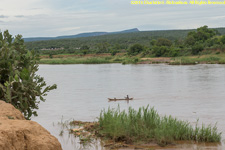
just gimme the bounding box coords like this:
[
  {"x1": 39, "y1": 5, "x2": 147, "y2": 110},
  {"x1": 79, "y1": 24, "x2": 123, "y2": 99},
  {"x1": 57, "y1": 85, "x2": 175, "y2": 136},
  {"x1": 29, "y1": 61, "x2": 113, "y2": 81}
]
[
  {"x1": 128, "y1": 44, "x2": 145, "y2": 55},
  {"x1": 152, "y1": 46, "x2": 169, "y2": 57},
  {"x1": 0, "y1": 30, "x2": 57, "y2": 119},
  {"x1": 156, "y1": 38, "x2": 172, "y2": 47},
  {"x1": 221, "y1": 35, "x2": 225, "y2": 44},
  {"x1": 191, "y1": 43, "x2": 204, "y2": 55}
]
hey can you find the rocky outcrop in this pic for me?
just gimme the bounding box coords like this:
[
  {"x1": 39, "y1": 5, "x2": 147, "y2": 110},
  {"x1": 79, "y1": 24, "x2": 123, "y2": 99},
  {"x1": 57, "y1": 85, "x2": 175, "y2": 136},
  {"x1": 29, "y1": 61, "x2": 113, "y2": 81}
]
[{"x1": 0, "y1": 101, "x2": 62, "y2": 150}]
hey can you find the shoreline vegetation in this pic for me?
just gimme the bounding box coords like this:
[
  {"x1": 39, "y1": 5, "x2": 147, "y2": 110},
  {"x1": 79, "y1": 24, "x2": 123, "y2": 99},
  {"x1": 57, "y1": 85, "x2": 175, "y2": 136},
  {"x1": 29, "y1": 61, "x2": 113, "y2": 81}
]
[
  {"x1": 39, "y1": 52, "x2": 225, "y2": 65},
  {"x1": 64, "y1": 106, "x2": 221, "y2": 149},
  {"x1": 28, "y1": 25, "x2": 225, "y2": 65},
  {"x1": 27, "y1": 26, "x2": 225, "y2": 66}
]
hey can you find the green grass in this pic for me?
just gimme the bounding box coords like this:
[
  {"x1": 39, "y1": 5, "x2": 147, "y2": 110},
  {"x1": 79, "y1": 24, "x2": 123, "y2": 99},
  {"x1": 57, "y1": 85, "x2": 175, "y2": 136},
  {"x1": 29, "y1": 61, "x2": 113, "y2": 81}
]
[
  {"x1": 40, "y1": 57, "x2": 114, "y2": 64},
  {"x1": 170, "y1": 55, "x2": 225, "y2": 65},
  {"x1": 39, "y1": 53, "x2": 225, "y2": 65},
  {"x1": 39, "y1": 56, "x2": 141, "y2": 64},
  {"x1": 98, "y1": 106, "x2": 221, "y2": 146}
]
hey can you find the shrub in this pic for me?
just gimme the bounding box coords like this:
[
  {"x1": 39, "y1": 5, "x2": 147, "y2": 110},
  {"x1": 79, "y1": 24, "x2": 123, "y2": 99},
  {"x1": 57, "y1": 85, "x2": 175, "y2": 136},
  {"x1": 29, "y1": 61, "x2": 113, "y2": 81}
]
[
  {"x1": 156, "y1": 38, "x2": 172, "y2": 47},
  {"x1": 191, "y1": 43, "x2": 204, "y2": 55},
  {"x1": 152, "y1": 46, "x2": 169, "y2": 57},
  {"x1": 128, "y1": 44, "x2": 145, "y2": 55},
  {"x1": 0, "y1": 30, "x2": 57, "y2": 119}
]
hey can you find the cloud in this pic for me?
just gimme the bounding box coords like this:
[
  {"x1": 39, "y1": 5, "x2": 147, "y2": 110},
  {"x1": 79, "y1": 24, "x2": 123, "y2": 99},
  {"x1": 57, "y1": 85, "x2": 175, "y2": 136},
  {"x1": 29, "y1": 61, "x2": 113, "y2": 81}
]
[
  {"x1": 15, "y1": 15, "x2": 25, "y2": 18},
  {"x1": 1, "y1": 0, "x2": 225, "y2": 37},
  {"x1": 0, "y1": 15, "x2": 8, "y2": 18}
]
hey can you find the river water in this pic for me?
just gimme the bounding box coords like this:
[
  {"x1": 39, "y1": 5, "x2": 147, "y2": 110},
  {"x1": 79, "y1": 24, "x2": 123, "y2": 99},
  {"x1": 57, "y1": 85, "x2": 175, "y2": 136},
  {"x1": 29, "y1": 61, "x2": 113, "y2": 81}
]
[{"x1": 33, "y1": 64, "x2": 225, "y2": 150}]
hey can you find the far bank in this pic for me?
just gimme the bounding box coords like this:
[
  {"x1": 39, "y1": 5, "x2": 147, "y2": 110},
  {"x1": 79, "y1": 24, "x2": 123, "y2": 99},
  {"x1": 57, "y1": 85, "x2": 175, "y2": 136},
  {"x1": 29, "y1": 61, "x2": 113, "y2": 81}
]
[{"x1": 39, "y1": 53, "x2": 225, "y2": 65}]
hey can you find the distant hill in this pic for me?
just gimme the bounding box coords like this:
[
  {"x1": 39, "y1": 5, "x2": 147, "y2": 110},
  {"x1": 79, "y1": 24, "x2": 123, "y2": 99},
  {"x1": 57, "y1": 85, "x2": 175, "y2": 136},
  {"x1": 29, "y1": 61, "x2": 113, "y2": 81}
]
[
  {"x1": 25, "y1": 27, "x2": 225, "y2": 51},
  {"x1": 23, "y1": 28, "x2": 139, "y2": 42}
]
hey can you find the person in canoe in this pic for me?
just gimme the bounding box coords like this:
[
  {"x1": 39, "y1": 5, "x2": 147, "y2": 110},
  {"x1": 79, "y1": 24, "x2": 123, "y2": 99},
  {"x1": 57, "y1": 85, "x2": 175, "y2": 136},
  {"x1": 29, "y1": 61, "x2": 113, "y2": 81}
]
[{"x1": 125, "y1": 95, "x2": 129, "y2": 100}]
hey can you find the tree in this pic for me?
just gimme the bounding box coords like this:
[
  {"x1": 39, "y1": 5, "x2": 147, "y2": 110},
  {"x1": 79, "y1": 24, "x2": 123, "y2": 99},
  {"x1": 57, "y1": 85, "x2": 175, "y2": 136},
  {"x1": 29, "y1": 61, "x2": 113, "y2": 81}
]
[
  {"x1": 221, "y1": 35, "x2": 225, "y2": 44},
  {"x1": 80, "y1": 45, "x2": 90, "y2": 55},
  {"x1": 150, "y1": 39, "x2": 157, "y2": 46},
  {"x1": 95, "y1": 42, "x2": 110, "y2": 53},
  {"x1": 185, "y1": 26, "x2": 217, "y2": 45},
  {"x1": 185, "y1": 34, "x2": 195, "y2": 45},
  {"x1": 152, "y1": 46, "x2": 169, "y2": 57},
  {"x1": 191, "y1": 43, "x2": 204, "y2": 55},
  {"x1": 128, "y1": 44, "x2": 145, "y2": 55},
  {"x1": 156, "y1": 38, "x2": 172, "y2": 47},
  {"x1": 0, "y1": 30, "x2": 57, "y2": 119}
]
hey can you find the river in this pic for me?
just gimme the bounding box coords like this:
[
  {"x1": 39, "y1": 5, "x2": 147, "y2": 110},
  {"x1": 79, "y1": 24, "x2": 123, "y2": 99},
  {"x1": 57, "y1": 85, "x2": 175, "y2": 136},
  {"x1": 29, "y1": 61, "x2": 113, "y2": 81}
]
[{"x1": 32, "y1": 64, "x2": 225, "y2": 150}]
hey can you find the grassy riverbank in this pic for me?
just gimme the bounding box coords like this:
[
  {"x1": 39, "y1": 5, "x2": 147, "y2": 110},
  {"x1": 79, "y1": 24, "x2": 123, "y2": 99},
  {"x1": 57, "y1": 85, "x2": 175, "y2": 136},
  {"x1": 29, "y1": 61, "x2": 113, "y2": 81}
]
[
  {"x1": 39, "y1": 55, "x2": 139, "y2": 64},
  {"x1": 39, "y1": 53, "x2": 225, "y2": 65},
  {"x1": 169, "y1": 54, "x2": 225, "y2": 65},
  {"x1": 68, "y1": 106, "x2": 221, "y2": 149}
]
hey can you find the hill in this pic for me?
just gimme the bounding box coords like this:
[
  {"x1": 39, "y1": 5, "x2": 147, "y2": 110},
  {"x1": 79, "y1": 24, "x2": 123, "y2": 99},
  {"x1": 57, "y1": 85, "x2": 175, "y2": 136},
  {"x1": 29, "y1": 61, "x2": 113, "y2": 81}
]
[
  {"x1": 25, "y1": 27, "x2": 225, "y2": 51},
  {"x1": 23, "y1": 28, "x2": 139, "y2": 42}
]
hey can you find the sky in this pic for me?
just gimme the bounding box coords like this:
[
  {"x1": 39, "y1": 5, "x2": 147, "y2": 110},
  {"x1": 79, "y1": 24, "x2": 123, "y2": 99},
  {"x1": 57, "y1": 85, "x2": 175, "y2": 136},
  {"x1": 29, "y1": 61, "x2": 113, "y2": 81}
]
[{"x1": 0, "y1": 0, "x2": 225, "y2": 37}]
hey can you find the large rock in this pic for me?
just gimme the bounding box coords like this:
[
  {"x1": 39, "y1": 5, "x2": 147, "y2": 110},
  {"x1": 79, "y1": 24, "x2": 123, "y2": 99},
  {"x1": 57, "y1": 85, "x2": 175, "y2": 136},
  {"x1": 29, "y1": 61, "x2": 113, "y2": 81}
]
[{"x1": 0, "y1": 101, "x2": 62, "y2": 150}]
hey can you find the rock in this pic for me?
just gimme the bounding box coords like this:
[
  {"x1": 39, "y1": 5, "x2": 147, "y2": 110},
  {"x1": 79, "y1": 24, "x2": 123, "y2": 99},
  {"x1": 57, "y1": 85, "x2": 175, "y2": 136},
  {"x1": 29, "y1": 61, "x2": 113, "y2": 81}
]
[
  {"x1": 0, "y1": 101, "x2": 25, "y2": 120},
  {"x1": 0, "y1": 100, "x2": 62, "y2": 150}
]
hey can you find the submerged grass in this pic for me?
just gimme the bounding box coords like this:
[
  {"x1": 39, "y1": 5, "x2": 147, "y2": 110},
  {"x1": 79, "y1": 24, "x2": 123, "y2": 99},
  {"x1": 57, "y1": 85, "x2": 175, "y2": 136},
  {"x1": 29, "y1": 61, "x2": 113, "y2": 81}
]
[{"x1": 98, "y1": 106, "x2": 221, "y2": 146}]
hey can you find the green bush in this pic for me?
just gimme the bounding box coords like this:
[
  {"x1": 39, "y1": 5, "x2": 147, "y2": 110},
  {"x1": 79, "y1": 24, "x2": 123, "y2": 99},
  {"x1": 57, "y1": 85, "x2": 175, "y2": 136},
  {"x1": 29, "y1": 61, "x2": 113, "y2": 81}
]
[
  {"x1": 152, "y1": 46, "x2": 169, "y2": 57},
  {"x1": 0, "y1": 30, "x2": 57, "y2": 119},
  {"x1": 191, "y1": 43, "x2": 204, "y2": 55},
  {"x1": 156, "y1": 38, "x2": 172, "y2": 47},
  {"x1": 128, "y1": 44, "x2": 145, "y2": 56}
]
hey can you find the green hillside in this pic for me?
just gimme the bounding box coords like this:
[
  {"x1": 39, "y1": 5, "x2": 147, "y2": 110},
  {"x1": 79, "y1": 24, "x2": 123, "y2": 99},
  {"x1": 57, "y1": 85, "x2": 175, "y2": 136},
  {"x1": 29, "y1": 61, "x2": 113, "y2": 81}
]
[
  {"x1": 25, "y1": 28, "x2": 225, "y2": 52},
  {"x1": 25, "y1": 29, "x2": 191, "y2": 50},
  {"x1": 23, "y1": 28, "x2": 139, "y2": 42},
  {"x1": 25, "y1": 27, "x2": 225, "y2": 58}
]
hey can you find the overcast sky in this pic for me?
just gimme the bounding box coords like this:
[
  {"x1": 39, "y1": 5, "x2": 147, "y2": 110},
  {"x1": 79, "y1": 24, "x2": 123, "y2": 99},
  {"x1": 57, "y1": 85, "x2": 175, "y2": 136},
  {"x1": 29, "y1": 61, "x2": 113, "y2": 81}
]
[{"x1": 0, "y1": 0, "x2": 225, "y2": 37}]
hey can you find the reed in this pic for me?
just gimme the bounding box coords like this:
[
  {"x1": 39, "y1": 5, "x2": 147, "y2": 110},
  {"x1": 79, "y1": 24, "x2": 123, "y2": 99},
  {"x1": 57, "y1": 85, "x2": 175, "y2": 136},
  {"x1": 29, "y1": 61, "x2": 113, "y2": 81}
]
[{"x1": 98, "y1": 106, "x2": 221, "y2": 146}]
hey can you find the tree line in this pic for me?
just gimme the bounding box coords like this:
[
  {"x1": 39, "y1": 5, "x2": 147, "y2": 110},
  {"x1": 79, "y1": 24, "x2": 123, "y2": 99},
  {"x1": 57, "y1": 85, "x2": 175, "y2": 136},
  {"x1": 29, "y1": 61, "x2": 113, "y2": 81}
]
[{"x1": 25, "y1": 26, "x2": 225, "y2": 57}]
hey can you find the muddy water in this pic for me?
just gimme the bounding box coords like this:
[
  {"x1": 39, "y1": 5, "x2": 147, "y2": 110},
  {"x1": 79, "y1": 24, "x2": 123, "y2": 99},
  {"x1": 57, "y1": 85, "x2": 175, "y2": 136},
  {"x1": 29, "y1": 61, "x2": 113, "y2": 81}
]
[{"x1": 32, "y1": 64, "x2": 225, "y2": 150}]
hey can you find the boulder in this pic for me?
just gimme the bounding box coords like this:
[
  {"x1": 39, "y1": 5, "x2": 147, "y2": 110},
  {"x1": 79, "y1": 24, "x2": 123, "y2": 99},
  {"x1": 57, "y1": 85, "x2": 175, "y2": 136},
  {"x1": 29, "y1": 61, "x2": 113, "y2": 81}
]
[{"x1": 0, "y1": 101, "x2": 62, "y2": 150}]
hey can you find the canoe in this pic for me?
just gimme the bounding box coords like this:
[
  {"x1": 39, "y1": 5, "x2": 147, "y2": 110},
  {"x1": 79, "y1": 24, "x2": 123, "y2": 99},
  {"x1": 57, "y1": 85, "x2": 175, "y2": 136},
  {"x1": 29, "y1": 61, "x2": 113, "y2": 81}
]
[{"x1": 108, "y1": 98, "x2": 133, "y2": 101}]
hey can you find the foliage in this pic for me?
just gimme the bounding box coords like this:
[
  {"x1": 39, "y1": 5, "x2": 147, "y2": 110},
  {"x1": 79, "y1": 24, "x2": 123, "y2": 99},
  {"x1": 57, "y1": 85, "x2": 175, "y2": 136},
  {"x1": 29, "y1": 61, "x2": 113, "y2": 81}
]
[
  {"x1": 185, "y1": 26, "x2": 217, "y2": 45},
  {"x1": 191, "y1": 43, "x2": 204, "y2": 55},
  {"x1": 98, "y1": 106, "x2": 221, "y2": 145},
  {"x1": 95, "y1": 42, "x2": 110, "y2": 54},
  {"x1": 24, "y1": 29, "x2": 195, "y2": 52},
  {"x1": 0, "y1": 30, "x2": 57, "y2": 119},
  {"x1": 221, "y1": 35, "x2": 225, "y2": 44},
  {"x1": 110, "y1": 49, "x2": 118, "y2": 56},
  {"x1": 156, "y1": 38, "x2": 172, "y2": 47},
  {"x1": 40, "y1": 57, "x2": 114, "y2": 64},
  {"x1": 152, "y1": 46, "x2": 169, "y2": 57},
  {"x1": 24, "y1": 26, "x2": 225, "y2": 57},
  {"x1": 128, "y1": 44, "x2": 145, "y2": 55},
  {"x1": 169, "y1": 55, "x2": 225, "y2": 65}
]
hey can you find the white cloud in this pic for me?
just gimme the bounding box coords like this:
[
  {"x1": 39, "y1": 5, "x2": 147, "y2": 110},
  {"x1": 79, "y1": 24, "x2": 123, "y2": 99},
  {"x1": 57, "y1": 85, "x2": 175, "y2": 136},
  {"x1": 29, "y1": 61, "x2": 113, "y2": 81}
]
[{"x1": 0, "y1": 0, "x2": 225, "y2": 37}]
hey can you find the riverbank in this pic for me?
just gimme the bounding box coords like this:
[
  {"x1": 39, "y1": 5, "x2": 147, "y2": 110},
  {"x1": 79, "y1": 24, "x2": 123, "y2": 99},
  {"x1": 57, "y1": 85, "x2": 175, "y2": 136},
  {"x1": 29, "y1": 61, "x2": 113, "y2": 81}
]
[
  {"x1": 39, "y1": 53, "x2": 139, "y2": 64},
  {"x1": 39, "y1": 53, "x2": 225, "y2": 65}
]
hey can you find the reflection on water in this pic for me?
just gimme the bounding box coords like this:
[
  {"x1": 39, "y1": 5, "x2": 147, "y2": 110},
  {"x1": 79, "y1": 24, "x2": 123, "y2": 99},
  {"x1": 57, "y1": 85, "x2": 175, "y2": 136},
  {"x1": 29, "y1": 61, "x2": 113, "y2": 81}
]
[{"x1": 32, "y1": 64, "x2": 225, "y2": 150}]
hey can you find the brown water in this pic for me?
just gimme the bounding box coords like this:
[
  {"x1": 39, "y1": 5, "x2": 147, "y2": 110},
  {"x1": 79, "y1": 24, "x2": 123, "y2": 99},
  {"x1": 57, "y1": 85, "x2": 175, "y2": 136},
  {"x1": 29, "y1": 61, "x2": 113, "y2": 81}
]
[{"x1": 32, "y1": 64, "x2": 225, "y2": 150}]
